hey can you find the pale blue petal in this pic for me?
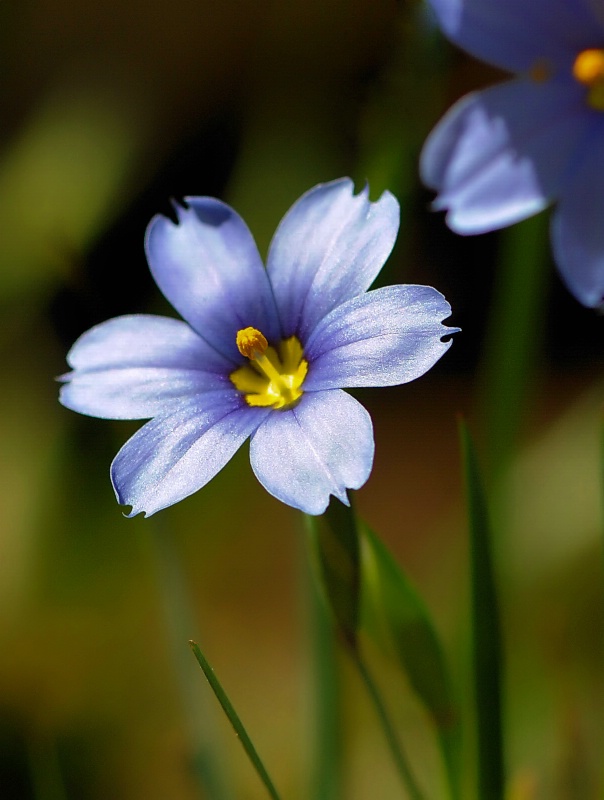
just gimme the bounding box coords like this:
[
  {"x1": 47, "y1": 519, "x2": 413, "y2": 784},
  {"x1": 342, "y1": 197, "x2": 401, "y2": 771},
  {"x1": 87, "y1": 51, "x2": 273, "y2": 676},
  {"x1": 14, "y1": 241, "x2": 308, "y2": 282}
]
[
  {"x1": 145, "y1": 198, "x2": 280, "y2": 362},
  {"x1": 60, "y1": 369, "x2": 228, "y2": 420},
  {"x1": 428, "y1": 0, "x2": 602, "y2": 73},
  {"x1": 551, "y1": 122, "x2": 604, "y2": 308},
  {"x1": 65, "y1": 314, "x2": 229, "y2": 372},
  {"x1": 111, "y1": 393, "x2": 270, "y2": 516},
  {"x1": 249, "y1": 390, "x2": 374, "y2": 515},
  {"x1": 59, "y1": 315, "x2": 230, "y2": 419},
  {"x1": 421, "y1": 80, "x2": 590, "y2": 234},
  {"x1": 266, "y1": 179, "x2": 399, "y2": 340},
  {"x1": 304, "y1": 286, "x2": 457, "y2": 391}
]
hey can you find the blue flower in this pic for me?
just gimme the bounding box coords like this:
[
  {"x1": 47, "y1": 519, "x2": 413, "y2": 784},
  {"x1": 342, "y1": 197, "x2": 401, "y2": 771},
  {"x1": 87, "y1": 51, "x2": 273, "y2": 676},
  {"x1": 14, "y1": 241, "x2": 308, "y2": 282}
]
[
  {"x1": 420, "y1": 0, "x2": 604, "y2": 308},
  {"x1": 59, "y1": 179, "x2": 457, "y2": 516}
]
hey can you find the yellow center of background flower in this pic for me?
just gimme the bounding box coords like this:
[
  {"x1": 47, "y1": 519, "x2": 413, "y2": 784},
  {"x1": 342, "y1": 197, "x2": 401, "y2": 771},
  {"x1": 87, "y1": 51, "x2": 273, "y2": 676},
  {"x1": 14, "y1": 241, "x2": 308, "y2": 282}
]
[
  {"x1": 573, "y1": 48, "x2": 604, "y2": 111},
  {"x1": 231, "y1": 327, "x2": 308, "y2": 409}
]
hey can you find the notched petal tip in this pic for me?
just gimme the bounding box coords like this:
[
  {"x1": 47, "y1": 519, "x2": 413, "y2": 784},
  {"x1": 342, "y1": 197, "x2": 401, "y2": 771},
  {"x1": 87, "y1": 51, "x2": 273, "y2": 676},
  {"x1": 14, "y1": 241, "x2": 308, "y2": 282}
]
[
  {"x1": 143, "y1": 198, "x2": 199, "y2": 251},
  {"x1": 440, "y1": 325, "x2": 462, "y2": 342},
  {"x1": 169, "y1": 196, "x2": 186, "y2": 221},
  {"x1": 306, "y1": 176, "x2": 395, "y2": 208},
  {"x1": 446, "y1": 325, "x2": 462, "y2": 335},
  {"x1": 349, "y1": 176, "x2": 398, "y2": 211},
  {"x1": 333, "y1": 490, "x2": 351, "y2": 509},
  {"x1": 159, "y1": 195, "x2": 242, "y2": 231},
  {"x1": 164, "y1": 195, "x2": 233, "y2": 229},
  {"x1": 183, "y1": 196, "x2": 236, "y2": 229},
  {"x1": 112, "y1": 470, "x2": 152, "y2": 519},
  {"x1": 123, "y1": 506, "x2": 154, "y2": 519},
  {"x1": 122, "y1": 506, "x2": 140, "y2": 519}
]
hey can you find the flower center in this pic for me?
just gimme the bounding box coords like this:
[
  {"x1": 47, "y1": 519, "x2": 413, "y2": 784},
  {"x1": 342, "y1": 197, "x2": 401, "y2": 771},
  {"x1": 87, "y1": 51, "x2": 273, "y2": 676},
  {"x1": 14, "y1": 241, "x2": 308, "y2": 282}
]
[
  {"x1": 573, "y1": 48, "x2": 604, "y2": 111},
  {"x1": 230, "y1": 326, "x2": 308, "y2": 409}
]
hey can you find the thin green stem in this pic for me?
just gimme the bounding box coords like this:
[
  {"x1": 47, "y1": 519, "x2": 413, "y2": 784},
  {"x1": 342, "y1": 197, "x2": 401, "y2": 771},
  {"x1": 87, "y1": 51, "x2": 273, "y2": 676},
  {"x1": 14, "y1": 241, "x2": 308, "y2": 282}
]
[
  {"x1": 189, "y1": 641, "x2": 282, "y2": 800},
  {"x1": 350, "y1": 647, "x2": 425, "y2": 800},
  {"x1": 301, "y1": 528, "x2": 343, "y2": 800},
  {"x1": 480, "y1": 214, "x2": 549, "y2": 479},
  {"x1": 600, "y1": 414, "x2": 604, "y2": 622},
  {"x1": 459, "y1": 422, "x2": 505, "y2": 800}
]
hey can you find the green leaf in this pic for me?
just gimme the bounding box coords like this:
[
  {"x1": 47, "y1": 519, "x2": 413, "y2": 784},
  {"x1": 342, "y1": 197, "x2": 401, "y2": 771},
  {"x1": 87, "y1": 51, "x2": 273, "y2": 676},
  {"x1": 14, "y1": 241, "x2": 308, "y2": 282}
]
[
  {"x1": 459, "y1": 420, "x2": 505, "y2": 800},
  {"x1": 360, "y1": 522, "x2": 461, "y2": 800},
  {"x1": 305, "y1": 503, "x2": 427, "y2": 799},
  {"x1": 305, "y1": 500, "x2": 361, "y2": 645}
]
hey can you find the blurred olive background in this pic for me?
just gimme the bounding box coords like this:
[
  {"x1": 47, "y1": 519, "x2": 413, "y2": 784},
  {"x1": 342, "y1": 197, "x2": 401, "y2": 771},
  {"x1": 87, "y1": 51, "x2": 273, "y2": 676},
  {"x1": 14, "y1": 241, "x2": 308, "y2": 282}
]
[{"x1": 1, "y1": 0, "x2": 603, "y2": 798}]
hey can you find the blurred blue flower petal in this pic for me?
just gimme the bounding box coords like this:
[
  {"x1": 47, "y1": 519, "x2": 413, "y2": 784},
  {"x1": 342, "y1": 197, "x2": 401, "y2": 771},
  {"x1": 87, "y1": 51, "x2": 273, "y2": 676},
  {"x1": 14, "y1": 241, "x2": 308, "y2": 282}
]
[
  {"x1": 427, "y1": 0, "x2": 601, "y2": 73},
  {"x1": 422, "y1": 0, "x2": 604, "y2": 307},
  {"x1": 60, "y1": 179, "x2": 457, "y2": 515},
  {"x1": 421, "y1": 80, "x2": 591, "y2": 233},
  {"x1": 552, "y1": 131, "x2": 604, "y2": 307}
]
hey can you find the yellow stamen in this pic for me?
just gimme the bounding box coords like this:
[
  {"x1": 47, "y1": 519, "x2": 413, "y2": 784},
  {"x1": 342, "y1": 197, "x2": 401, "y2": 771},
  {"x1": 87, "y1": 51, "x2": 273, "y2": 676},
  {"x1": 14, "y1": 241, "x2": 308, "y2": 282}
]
[
  {"x1": 573, "y1": 49, "x2": 604, "y2": 84},
  {"x1": 573, "y1": 48, "x2": 604, "y2": 111},
  {"x1": 231, "y1": 329, "x2": 308, "y2": 410},
  {"x1": 236, "y1": 326, "x2": 268, "y2": 359}
]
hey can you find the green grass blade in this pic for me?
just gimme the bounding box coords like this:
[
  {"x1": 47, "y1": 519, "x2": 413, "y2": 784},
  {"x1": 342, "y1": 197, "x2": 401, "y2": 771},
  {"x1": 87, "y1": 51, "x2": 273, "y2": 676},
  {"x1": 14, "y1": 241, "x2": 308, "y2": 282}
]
[
  {"x1": 299, "y1": 520, "x2": 343, "y2": 800},
  {"x1": 601, "y1": 412, "x2": 604, "y2": 558},
  {"x1": 189, "y1": 641, "x2": 282, "y2": 800},
  {"x1": 479, "y1": 214, "x2": 549, "y2": 477},
  {"x1": 360, "y1": 522, "x2": 461, "y2": 800},
  {"x1": 305, "y1": 500, "x2": 361, "y2": 645},
  {"x1": 459, "y1": 420, "x2": 505, "y2": 800}
]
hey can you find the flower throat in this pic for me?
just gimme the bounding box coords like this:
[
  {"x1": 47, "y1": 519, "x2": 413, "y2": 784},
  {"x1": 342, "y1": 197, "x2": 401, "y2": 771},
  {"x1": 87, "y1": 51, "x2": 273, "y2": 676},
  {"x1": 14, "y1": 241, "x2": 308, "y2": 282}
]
[{"x1": 230, "y1": 327, "x2": 308, "y2": 409}]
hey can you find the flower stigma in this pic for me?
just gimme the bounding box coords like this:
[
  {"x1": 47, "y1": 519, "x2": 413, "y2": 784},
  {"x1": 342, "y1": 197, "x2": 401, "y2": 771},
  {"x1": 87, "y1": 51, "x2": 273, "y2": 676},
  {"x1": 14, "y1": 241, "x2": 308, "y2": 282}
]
[
  {"x1": 231, "y1": 327, "x2": 308, "y2": 409},
  {"x1": 573, "y1": 49, "x2": 604, "y2": 111}
]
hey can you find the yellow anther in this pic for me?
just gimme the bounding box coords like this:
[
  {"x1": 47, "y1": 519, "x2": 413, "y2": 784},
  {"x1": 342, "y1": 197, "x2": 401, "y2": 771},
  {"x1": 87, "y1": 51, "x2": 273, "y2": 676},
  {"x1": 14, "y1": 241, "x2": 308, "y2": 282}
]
[
  {"x1": 573, "y1": 49, "x2": 604, "y2": 85},
  {"x1": 231, "y1": 333, "x2": 308, "y2": 410},
  {"x1": 573, "y1": 49, "x2": 604, "y2": 111},
  {"x1": 236, "y1": 327, "x2": 268, "y2": 360}
]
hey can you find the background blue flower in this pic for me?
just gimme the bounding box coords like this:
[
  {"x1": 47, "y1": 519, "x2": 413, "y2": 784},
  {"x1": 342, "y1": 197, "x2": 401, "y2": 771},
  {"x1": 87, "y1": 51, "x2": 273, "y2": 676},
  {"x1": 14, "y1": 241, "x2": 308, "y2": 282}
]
[
  {"x1": 421, "y1": 0, "x2": 604, "y2": 308},
  {"x1": 60, "y1": 179, "x2": 457, "y2": 516}
]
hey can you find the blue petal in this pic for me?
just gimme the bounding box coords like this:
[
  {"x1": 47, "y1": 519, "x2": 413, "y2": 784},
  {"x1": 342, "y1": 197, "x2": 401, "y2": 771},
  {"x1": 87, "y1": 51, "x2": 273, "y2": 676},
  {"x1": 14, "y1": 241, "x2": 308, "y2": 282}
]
[
  {"x1": 551, "y1": 121, "x2": 604, "y2": 308},
  {"x1": 304, "y1": 285, "x2": 457, "y2": 391},
  {"x1": 59, "y1": 315, "x2": 230, "y2": 419},
  {"x1": 145, "y1": 198, "x2": 280, "y2": 362},
  {"x1": 61, "y1": 369, "x2": 229, "y2": 420},
  {"x1": 421, "y1": 79, "x2": 591, "y2": 234},
  {"x1": 249, "y1": 389, "x2": 374, "y2": 515},
  {"x1": 427, "y1": 0, "x2": 602, "y2": 73},
  {"x1": 65, "y1": 315, "x2": 229, "y2": 372},
  {"x1": 111, "y1": 393, "x2": 270, "y2": 516},
  {"x1": 266, "y1": 179, "x2": 399, "y2": 341}
]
